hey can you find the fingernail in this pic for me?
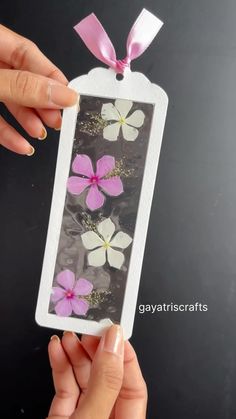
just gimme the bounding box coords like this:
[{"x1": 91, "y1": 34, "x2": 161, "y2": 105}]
[
  {"x1": 38, "y1": 127, "x2": 47, "y2": 140},
  {"x1": 54, "y1": 116, "x2": 62, "y2": 131},
  {"x1": 48, "y1": 83, "x2": 79, "y2": 107},
  {"x1": 26, "y1": 146, "x2": 35, "y2": 156},
  {"x1": 50, "y1": 335, "x2": 60, "y2": 342},
  {"x1": 63, "y1": 330, "x2": 76, "y2": 337},
  {"x1": 101, "y1": 325, "x2": 123, "y2": 356}
]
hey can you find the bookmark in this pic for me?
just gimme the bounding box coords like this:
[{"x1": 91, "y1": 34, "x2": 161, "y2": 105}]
[{"x1": 36, "y1": 9, "x2": 168, "y2": 339}]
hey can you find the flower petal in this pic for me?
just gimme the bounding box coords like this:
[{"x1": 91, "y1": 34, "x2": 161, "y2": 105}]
[
  {"x1": 97, "y1": 218, "x2": 115, "y2": 242},
  {"x1": 99, "y1": 177, "x2": 123, "y2": 196},
  {"x1": 107, "y1": 247, "x2": 124, "y2": 269},
  {"x1": 72, "y1": 154, "x2": 94, "y2": 177},
  {"x1": 51, "y1": 287, "x2": 65, "y2": 303},
  {"x1": 56, "y1": 269, "x2": 75, "y2": 290},
  {"x1": 81, "y1": 231, "x2": 104, "y2": 250},
  {"x1": 125, "y1": 110, "x2": 145, "y2": 128},
  {"x1": 101, "y1": 102, "x2": 120, "y2": 121},
  {"x1": 122, "y1": 124, "x2": 139, "y2": 141},
  {"x1": 115, "y1": 99, "x2": 133, "y2": 118},
  {"x1": 86, "y1": 184, "x2": 105, "y2": 211},
  {"x1": 110, "y1": 231, "x2": 133, "y2": 249},
  {"x1": 73, "y1": 278, "x2": 93, "y2": 296},
  {"x1": 71, "y1": 298, "x2": 89, "y2": 316},
  {"x1": 88, "y1": 247, "x2": 106, "y2": 267},
  {"x1": 96, "y1": 155, "x2": 115, "y2": 178},
  {"x1": 103, "y1": 122, "x2": 121, "y2": 141},
  {"x1": 55, "y1": 298, "x2": 72, "y2": 317},
  {"x1": 67, "y1": 176, "x2": 90, "y2": 195}
]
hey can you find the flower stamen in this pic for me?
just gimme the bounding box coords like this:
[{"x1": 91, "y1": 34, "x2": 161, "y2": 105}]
[
  {"x1": 65, "y1": 290, "x2": 74, "y2": 299},
  {"x1": 90, "y1": 175, "x2": 99, "y2": 184},
  {"x1": 119, "y1": 116, "x2": 126, "y2": 125}
]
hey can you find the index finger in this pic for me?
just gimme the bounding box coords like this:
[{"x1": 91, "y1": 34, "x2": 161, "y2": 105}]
[{"x1": 0, "y1": 24, "x2": 68, "y2": 84}]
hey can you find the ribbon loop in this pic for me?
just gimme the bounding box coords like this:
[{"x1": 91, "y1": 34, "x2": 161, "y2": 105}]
[{"x1": 74, "y1": 9, "x2": 163, "y2": 74}]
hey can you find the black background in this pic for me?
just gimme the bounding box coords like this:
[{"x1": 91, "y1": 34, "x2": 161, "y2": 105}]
[{"x1": 0, "y1": 1, "x2": 236, "y2": 418}]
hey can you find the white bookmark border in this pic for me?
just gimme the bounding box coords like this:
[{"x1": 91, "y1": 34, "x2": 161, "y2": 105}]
[{"x1": 35, "y1": 67, "x2": 168, "y2": 339}]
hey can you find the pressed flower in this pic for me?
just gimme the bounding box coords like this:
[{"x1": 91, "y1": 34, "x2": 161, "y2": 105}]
[
  {"x1": 67, "y1": 154, "x2": 123, "y2": 211},
  {"x1": 51, "y1": 269, "x2": 93, "y2": 317},
  {"x1": 101, "y1": 99, "x2": 145, "y2": 141},
  {"x1": 81, "y1": 217, "x2": 132, "y2": 269}
]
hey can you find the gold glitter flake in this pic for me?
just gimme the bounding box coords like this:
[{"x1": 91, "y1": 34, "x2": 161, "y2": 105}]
[
  {"x1": 84, "y1": 289, "x2": 111, "y2": 306},
  {"x1": 78, "y1": 113, "x2": 108, "y2": 136},
  {"x1": 81, "y1": 213, "x2": 104, "y2": 239},
  {"x1": 104, "y1": 158, "x2": 135, "y2": 179}
]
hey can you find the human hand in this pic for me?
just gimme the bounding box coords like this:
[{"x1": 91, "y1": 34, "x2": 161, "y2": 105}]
[
  {"x1": 48, "y1": 325, "x2": 147, "y2": 419},
  {"x1": 0, "y1": 25, "x2": 78, "y2": 155}
]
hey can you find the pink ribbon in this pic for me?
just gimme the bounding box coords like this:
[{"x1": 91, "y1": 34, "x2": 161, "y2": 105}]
[{"x1": 74, "y1": 9, "x2": 163, "y2": 74}]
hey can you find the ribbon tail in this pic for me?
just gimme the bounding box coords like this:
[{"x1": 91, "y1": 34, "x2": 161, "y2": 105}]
[
  {"x1": 74, "y1": 13, "x2": 117, "y2": 69},
  {"x1": 74, "y1": 9, "x2": 163, "y2": 73},
  {"x1": 126, "y1": 8, "x2": 163, "y2": 61}
]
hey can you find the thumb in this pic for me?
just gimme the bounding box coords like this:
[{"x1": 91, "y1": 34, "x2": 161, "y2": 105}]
[
  {"x1": 0, "y1": 69, "x2": 78, "y2": 109},
  {"x1": 76, "y1": 325, "x2": 124, "y2": 419}
]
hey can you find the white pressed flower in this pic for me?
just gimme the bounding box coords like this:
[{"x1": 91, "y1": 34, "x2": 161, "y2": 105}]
[
  {"x1": 101, "y1": 99, "x2": 145, "y2": 141},
  {"x1": 81, "y1": 217, "x2": 132, "y2": 269}
]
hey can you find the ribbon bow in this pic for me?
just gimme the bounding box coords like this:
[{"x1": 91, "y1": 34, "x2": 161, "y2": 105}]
[{"x1": 74, "y1": 9, "x2": 163, "y2": 74}]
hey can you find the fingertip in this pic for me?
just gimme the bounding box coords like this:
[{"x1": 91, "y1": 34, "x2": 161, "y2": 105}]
[
  {"x1": 63, "y1": 331, "x2": 77, "y2": 337},
  {"x1": 3, "y1": 136, "x2": 34, "y2": 156},
  {"x1": 48, "y1": 335, "x2": 60, "y2": 365},
  {"x1": 48, "y1": 83, "x2": 79, "y2": 108},
  {"x1": 50, "y1": 334, "x2": 60, "y2": 342},
  {"x1": 54, "y1": 119, "x2": 62, "y2": 131},
  {"x1": 26, "y1": 145, "x2": 35, "y2": 156},
  {"x1": 36, "y1": 109, "x2": 62, "y2": 130},
  {"x1": 37, "y1": 127, "x2": 47, "y2": 140},
  {"x1": 98, "y1": 325, "x2": 124, "y2": 358},
  {"x1": 61, "y1": 331, "x2": 87, "y2": 363},
  {"x1": 48, "y1": 334, "x2": 71, "y2": 372},
  {"x1": 62, "y1": 331, "x2": 78, "y2": 346},
  {"x1": 48, "y1": 335, "x2": 61, "y2": 353}
]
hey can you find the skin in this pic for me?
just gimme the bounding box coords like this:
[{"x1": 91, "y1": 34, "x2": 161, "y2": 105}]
[
  {"x1": 0, "y1": 24, "x2": 79, "y2": 155},
  {"x1": 48, "y1": 325, "x2": 148, "y2": 419}
]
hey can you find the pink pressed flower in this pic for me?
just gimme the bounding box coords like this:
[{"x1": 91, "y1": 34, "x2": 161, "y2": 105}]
[
  {"x1": 51, "y1": 269, "x2": 93, "y2": 317},
  {"x1": 67, "y1": 154, "x2": 123, "y2": 211}
]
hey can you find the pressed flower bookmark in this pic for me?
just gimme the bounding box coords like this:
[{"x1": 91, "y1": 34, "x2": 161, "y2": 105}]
[{"x1": 35, "y1": 9, "x2": 168, "y2": 339}]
